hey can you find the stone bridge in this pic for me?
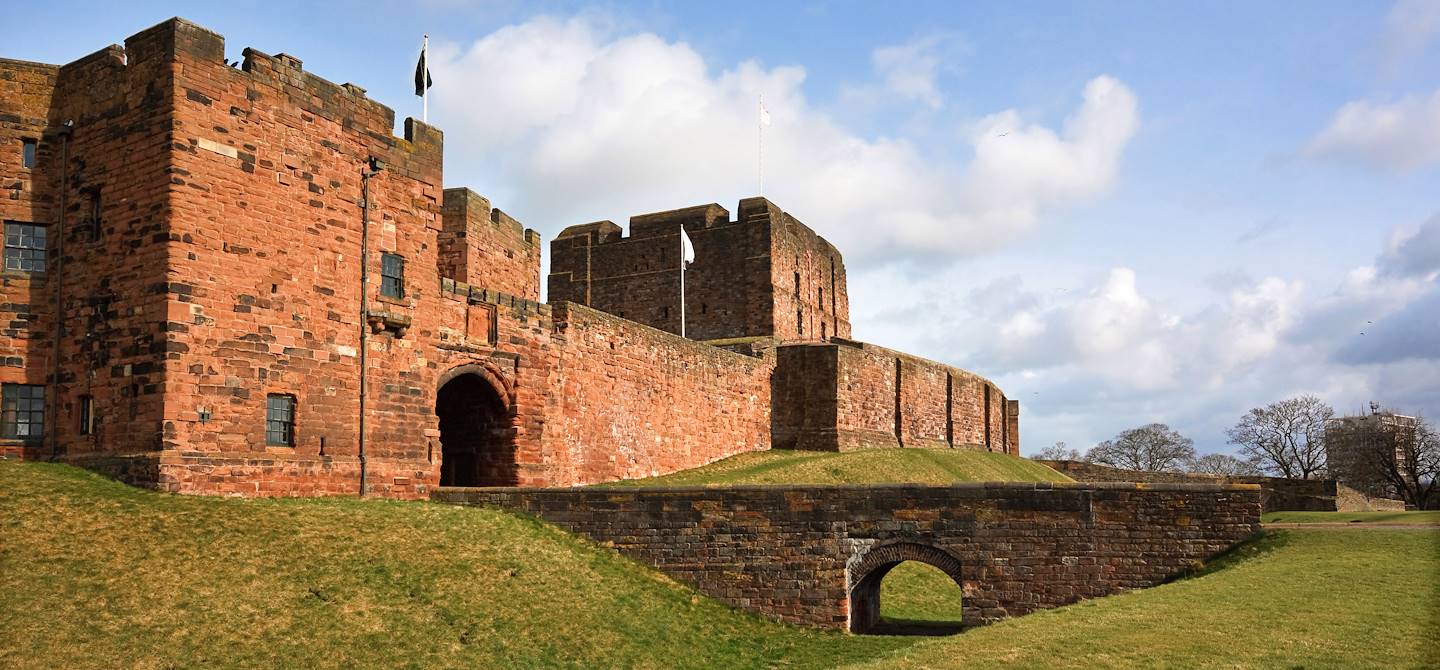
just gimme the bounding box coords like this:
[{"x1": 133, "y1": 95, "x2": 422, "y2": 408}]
[{"x1": 432, "y1": 481, "x2": 1261, "y2": 632}]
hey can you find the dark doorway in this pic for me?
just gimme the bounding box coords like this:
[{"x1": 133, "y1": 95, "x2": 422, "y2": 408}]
[{"x1": 436, "y1": 373, "x2": 517, "y2": 487}]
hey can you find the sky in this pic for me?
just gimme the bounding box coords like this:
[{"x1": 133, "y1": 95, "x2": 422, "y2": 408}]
[{"x1": 6, "y1": 0, "x2": 1439, "y2": 457}]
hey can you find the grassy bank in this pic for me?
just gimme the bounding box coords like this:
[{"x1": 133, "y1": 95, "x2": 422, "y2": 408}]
[
  {"x1": 1262, "y1": 510, "x2": 1440, "y2": 525},
  {"x1": 599, "y1": 448, "x2": 1071, "y2": 487},
  {"x1": 3, "y1": 460, "x2": 1435, "y2": 669}
]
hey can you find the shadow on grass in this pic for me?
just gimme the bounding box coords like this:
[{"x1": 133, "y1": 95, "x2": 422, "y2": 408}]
[
  {"x1": 870, "y1": 617, "x2": 965, "y2": 636},
  {"x1": 1166, "y1": 529, "x2": 1293, "y2": 585}
]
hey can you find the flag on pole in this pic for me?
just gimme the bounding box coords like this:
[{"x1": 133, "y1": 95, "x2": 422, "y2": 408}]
[
  {"x1": 414, "y1": 41, "x2": 433, "y2": 97},
  {"x1": 680, "y1": 226, "x2": 695, "y2": 266},
  {"x1": 759, "y1": 99, "x2": 771, "y2": 126}
]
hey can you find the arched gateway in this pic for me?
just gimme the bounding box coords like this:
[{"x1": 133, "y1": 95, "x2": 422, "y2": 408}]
[
  {"x1": 847, "y1": 542, "x2": 965, "y2": 633},
  {"x1": 436, "y1": 366, "x2": 517, "y2": 487}
]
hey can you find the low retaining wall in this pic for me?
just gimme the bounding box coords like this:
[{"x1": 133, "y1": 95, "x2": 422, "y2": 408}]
[
  {"x1": 434, "y1": 482, "x2": 1261, "y2": 631},
  {"x1": 1036, "y1": 460, "x2": 1338, "y2": 512}
]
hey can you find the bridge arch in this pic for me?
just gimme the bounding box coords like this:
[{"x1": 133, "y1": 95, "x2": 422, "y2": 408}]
[
  {"x1": 847, "y1": 542, "x2": 965, "y2": 634},
  {"x1": 436, "y1": 363, "x2": 517, "y2": 487}
]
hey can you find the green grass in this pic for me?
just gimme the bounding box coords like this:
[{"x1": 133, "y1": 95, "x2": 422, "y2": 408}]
[
  {"x1": 599, "y1": 448, "x2": 1072, "y2": 487},
  {"x1": 847, "y1": 529, "x2": 1440, "y2": 670},
  {"x1": 879, "y1": 562, "x2": 963, "y2": 625},
  {"x1": 0, "y1": 461, "x2": 909, "y2": 670},
  {"x1": 3, "y1": 460, "x2": 1436, "y2": 669},
  {"x1": 1263, "y1": 510, "x2": 1440, "y2": 525}
]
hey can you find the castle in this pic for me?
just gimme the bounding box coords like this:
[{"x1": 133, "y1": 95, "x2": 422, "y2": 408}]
[{"x1": 0, "y1": 18, "x2": 1018, "y2": 498}]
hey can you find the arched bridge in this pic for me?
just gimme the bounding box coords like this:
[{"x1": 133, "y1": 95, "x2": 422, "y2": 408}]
[{"x1": 433, "y1": 481, "x2": 1261, "y2": 631}]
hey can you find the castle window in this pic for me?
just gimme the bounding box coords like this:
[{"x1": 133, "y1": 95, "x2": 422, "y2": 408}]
[
  {"x1": 797, "y1": 308, "x2": 804, "y2": 336},
  {"x1": 87, "y1": 188, "x2": 102, "y2": 241},
  {"x1": 662, "y1": 306, "x2": 669, "y2": 319},
  {"x1": 380, "y1": 253, "x2": 404, "y2": 299},
  {"x1": 266, "y1": 394, "x2": 295, "y2": 447},
  {"x1": 821, "y1": 322, "x2": 826, "y2": 340},
  {"x1": 78, "y1": 395, "x2": 93, "y2": 435},
  {"x1": 4, "y1": 222, "x2": 47, "y2": 272},
  {"x1": 2, "y1": 383, "x2": 45, "y2": 439},
  {"x1": 21, "y1": 139, "x2": 38, "y2": 168}
]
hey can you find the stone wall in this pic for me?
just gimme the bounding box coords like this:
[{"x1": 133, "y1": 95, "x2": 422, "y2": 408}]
[
  {"x1": 1036, "y1": 460, "x2": 1338, "y2": 512},
  {"x1": 439, "y1": 188, "x2": 540, "y2": 301},
  {"x1": 773, "y1": 339, "x2": 1017, "y2": 453},
  {"x1": 434, "y1": 481, "x2": 1261, "y2": 630},
  {"x1": 541, "y1": 302, "x2": 774, "y2": 485},
  {"x1": 547, "y1": 197, "x2": 850, "y2": 342}
]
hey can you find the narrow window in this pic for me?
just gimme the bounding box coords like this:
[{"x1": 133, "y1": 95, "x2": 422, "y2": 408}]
[
  {"x1": 821, "y1": 322, "x2": 827, "y2": 339},
  {"x1": 21, "y1": 139, "x2": 38, "y2": 169},
  {"x1": 4, "y1": 222, "x2": 47, "y2": 272},
  {"x1": 661, "y1": 305, "x2": 669, "y2": 319},
  {"x1": 793, "y1": 271, "x2": 800, "y2": 294},
  {"x1": 1, "y1": 383, "x2": 45, "y2": 439},
  {"x1": 380, "y1": 253, "x2": 404, "y2": 299},
  {"x1": 87, "y1": 188, "x2": 102, "y2": 241},
  {"x1": 819, "y1": 287, "x2": 824, "y2": 308},
  {"x1": 78, "y1": 395, "x2": 93, "y2": 435},
  {"x1": 797, "y1": 308, "x2": 804, "y2": 336},
  {"x1": 266, "y1": 394, "x2": 295, "y2": 446}
]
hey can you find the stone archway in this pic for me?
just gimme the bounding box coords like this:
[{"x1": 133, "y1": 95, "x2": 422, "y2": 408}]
[
  {"x1": 436, "y1": 367, "x2": 517, "y2": 487},
  {"x1": 847, "y1": 542, "x2": 965, "y2": 634}
]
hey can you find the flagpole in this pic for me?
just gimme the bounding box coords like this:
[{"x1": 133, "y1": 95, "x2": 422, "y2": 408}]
[
  {"x1": 422, "y1": 35, "x2": 429, "y2": 123},
  {"x1": 679, "y1": 231, "x2": 686, "y2": 338},
  {"x1": 757, "y1": 94, "x2": 764, "y2": 196}
]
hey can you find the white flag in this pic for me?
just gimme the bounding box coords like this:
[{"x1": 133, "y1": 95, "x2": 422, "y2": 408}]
[
  {"x1": 680, "y1": 226, "x2": 695, "y2": 265},
  {"x1": 759, "y1": 100, "x2": 771, "y2": 127}
]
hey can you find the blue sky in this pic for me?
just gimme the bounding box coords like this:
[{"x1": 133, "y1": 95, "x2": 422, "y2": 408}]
[{"x1": 7, "y1": 1, "x2": 1439, "y2": 458}]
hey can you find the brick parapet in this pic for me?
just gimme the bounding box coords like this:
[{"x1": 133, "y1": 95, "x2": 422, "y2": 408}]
[
  {"x1": 1036, "y1": 460, "x2": 1338, "y2": 512},
  {"x1": 435, "y1": 482, "x2": 1262, "y2": 630}
]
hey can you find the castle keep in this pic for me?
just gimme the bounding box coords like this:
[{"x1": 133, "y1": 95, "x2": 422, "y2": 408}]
[{"x1": 0, "y1": 18, "x2": 1018, "y2": 498}]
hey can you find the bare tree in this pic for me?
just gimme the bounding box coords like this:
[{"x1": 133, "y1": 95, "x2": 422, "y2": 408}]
[
  {"x1": 1364, "y1": 414, "x2": 1440, "y2": 509},
  {"x1": 1187, "y1": 453, "x2": 1263, "y2": 477},
  {"x1": 1086, "y1": 424, "x2": 1196, "y2": 472},
  {"x1": 1226, "y1": 395, "x2": 1332, "y2": 479},
  {"x1": 1034, "y1": 441, "x2": 1083, "y2": 461}
]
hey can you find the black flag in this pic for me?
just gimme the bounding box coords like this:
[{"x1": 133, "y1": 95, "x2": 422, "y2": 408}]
[{"x1": 414, "y1": 48, "x2": 432, "y2": 97}]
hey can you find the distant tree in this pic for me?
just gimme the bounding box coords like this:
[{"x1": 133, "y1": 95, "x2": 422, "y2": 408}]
[
  {"x1": 1034, "y1": 441, "x2": 1084, "y2": 461},
  {"x1": 1186, "y1": 453, "x2": 1263, "y2": 477},
  {"x1": 1226, "y1": 395, "x2": 1333, "y2": 479},
  {"x1": 1361, "y1": 414, "x2": 1440, "y2": 510},
  {"x1": 1086, "y1": 424, "x2": 1196, "y2": 472}
]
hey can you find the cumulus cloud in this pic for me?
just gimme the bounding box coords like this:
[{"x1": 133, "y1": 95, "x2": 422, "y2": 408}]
[
  {"x1": 1378, "y1": 213, "x2": 1440, "y2": 278},
  {"x1": 429, "y1": 16, "x2": 1138, "y2": 266},
  {"x1": 1305, "y1": 89, "x2": 1440, "y2": 171}
]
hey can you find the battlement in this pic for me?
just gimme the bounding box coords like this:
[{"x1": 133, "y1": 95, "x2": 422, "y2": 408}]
[
  {"x1": 548, "y1": 197, "x2": 850, "y2": 342},
  {"x1": 440, "y1": 188, "x2": 542, "y2": 301}
]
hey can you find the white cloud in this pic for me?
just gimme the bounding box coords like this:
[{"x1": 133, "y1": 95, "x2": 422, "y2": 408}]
[
  {"x1": 1305, "y1": 89, "x2": 1440, "y2": 171},
  {"x1": 430, "y1": 16, "x2": 1138, "y2": 266},
  {"x1": 871, "y1": 36, "x2": 949, "y2": 108},
  {"x1": 1382, "y1": 0, "x2": 1440, "y2": 70}
]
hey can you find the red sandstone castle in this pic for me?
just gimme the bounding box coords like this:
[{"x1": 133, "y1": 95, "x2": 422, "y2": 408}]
[{"x1": 0, "y1": 18, "x2": 1018, "y2": 497}]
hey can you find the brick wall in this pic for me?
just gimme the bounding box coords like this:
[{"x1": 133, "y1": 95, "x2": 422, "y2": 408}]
[
  {"x1": 1, "y1": 26, "x2": 180, "y2": 463},
  {"x1": 439, "y1": 188, "x2": 540, "y2": 301},
  {"x1": 547, "y1": 198, "x2": 850, "y2": 342},
  {"x1": 1036, "y1": 460, "x2": 1338, "y2": 512},
  {"x1": 541, "y1": 302, "x2": 774, "y2": 484},
  {"x1": 773, "y1": 339, "x2": 1017, "y2": 454},
  {"x1": 435, "y1": 481, "x2": 1262, "y2": 630}
]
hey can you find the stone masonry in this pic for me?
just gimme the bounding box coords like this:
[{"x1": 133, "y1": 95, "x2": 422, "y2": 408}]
[
  {"x1": 1, "y1": 17, "x2": 1019, "y2": 497},
  {"x1": 434, "y1": 482, "x2": 1263, "y2": 630}
]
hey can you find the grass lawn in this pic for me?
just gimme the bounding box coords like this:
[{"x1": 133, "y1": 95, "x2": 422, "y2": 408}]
[
  {"x1": 3, "y1": 460, "x2": 1436, "y2": 669},
  {"x1": 598, "y1": 448, "x2": 1071, "y2": 487},
  {"x1": 848, "y1": 528, "x2": 1440, "y2": 670},
  {"x1": 1263, "y1": 510, "x2": 1440, "y2": 525}
]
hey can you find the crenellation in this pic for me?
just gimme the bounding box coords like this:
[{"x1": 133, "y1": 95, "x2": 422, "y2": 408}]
[{"x1": 1, "y1": 15, "x2": 1020, "y2": 496}]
